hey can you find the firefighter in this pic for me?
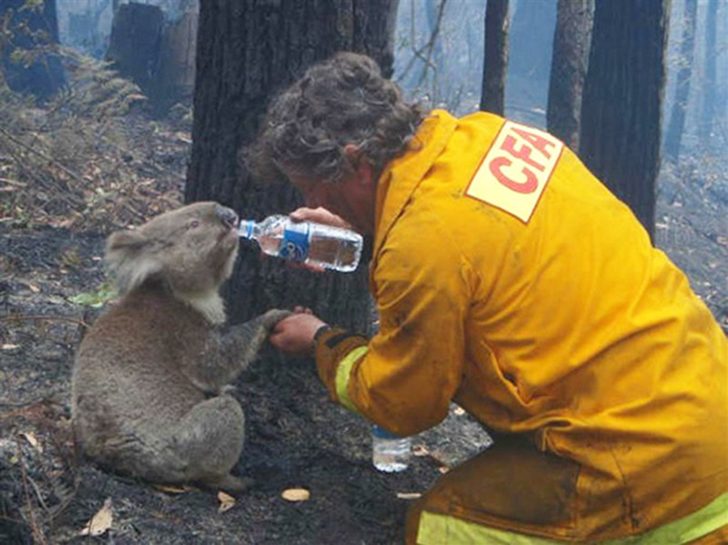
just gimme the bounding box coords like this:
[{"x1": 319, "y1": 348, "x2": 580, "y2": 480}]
[{"x1": 248, "y1": 52, "x2": 728, "y2": 544}]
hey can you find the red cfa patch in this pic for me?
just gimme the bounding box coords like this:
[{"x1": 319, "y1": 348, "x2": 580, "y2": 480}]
[{"x1": 466, "y1": 120, "x2": 564, "y2": 223}]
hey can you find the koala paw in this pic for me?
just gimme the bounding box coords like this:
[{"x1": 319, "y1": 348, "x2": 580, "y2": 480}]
[
  {"x1": 260, "y1": 309, "x2": 293, "y2": 331},
  {"x1": 219, "y1": 384, "x2": 237, "y2": 396}
]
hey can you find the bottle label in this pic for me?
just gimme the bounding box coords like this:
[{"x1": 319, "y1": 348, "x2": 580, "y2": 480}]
[{"x1": 279, "y1": 224, "x2": 310, "y2": 262}]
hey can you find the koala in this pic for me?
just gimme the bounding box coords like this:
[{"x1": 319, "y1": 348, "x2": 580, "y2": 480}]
[{"x1": 71, "y1": 202, "x2": 290, "y2": 493}]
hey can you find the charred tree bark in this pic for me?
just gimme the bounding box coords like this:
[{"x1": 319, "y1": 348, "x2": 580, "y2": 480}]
[
  {"x1": 546, "y1": 0, "x2": 593, "y2": 150},
  {"x1": 106, "y1": 3, "x2": 164, "y2": 96},
  {"x1": 155, "y1": 8, "x2": 197, "y2": 110},
  {"x1": 579, "y1": 0, "x2": 669, "y2": 240},
  {"x1": 0, "y1": 0, "x2": 65, "y2": 100},
  {"x1": 480, "y1": 0, "x2": 509, "y2": 115},
  {"x1": 664, "y1": 0, "x2": 697, "y2": 162},
  {"x1": 186, "y1": 0, "x2": 399, "y2": 329}
]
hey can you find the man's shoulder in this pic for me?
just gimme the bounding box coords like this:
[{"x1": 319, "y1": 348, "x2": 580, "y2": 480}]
[{"x1": 376, "y1": 196, "x2": 465, "y2": 272}]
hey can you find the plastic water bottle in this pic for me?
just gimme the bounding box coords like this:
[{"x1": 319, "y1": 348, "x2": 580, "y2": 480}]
[
  {"x1": 372, "y1": 424, "x2": 411, "y2": 473},
  {"x1": 238, "y1": 215, "x2": 363, "y2": 272}
]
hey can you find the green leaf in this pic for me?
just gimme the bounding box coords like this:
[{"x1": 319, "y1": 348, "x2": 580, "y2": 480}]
[{"x1": 69, "y1": 284, "x2": 116, "y2": 308}]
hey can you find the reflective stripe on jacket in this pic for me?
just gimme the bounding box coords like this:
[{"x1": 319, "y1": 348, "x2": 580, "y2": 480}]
[{"x1": 314, "y1": 110, "x2": 728, "y2": 540}]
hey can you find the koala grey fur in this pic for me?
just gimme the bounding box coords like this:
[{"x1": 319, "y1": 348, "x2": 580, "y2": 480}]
[{"x1": 72, "y1": 201, "x2": 290, "y2": 493}]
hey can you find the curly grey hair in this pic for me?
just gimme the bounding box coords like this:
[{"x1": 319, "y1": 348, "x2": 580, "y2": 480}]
[{"x1": 246, "y1": 52, "x2": 424, "y2": 184}]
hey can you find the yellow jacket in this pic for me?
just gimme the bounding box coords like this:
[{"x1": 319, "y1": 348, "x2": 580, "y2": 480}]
[{"x1": 314, "y1": 110, "x2": 728, "y2": 540}]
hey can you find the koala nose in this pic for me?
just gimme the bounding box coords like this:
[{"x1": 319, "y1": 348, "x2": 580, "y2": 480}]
[{"x1": 215, "y1": 205, "x2": 239, "y2": 228}]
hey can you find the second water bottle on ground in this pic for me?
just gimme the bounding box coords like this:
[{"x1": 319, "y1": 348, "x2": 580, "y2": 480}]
[
  {"x1": 239, "y1": 214, "x2": 363, "y2": 272},
  {"x1": 372, "y1": 424, "x2": 412, "y2": 473}
]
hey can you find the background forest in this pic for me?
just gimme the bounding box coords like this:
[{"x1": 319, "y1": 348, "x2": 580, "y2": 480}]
[{"x1": 1, "y1": 1, "x2": 726, "y2": 544}]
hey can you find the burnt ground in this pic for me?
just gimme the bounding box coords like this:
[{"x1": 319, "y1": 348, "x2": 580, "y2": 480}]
[
  {"x1": 0, "y1": 228, "x2": 491, "y2": 544},
  {"x1": 1, "y1": 138, "x2": 726, "y2": 543}
]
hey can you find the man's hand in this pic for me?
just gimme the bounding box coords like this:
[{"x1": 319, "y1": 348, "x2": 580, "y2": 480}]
[
  {"x1": 290, "y1": 207, "x2": 352, "y2": 229},
  {"x1": 269, "y1": 310, "x2": 327, "y2": 357}
]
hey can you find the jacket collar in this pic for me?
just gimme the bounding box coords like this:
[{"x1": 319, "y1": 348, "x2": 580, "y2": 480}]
[{"x1": 372, "y1": 109, "x2": 458, "y2": 264}]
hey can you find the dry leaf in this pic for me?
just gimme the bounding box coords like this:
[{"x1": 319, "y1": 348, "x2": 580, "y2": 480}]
[
  {"x1": 21, "y1": 432, "x2": 42, "y2": 453},
  {"x1": 17, "y1": 280, "x2": 40, "y2": 293},
  {"x1": 427, "y1": 448, "x2": 452, "y2": 467},
  {"x1": 396, "y1": 492, "x2": 422, "y2": 500},
  {"x1": 175, "y1": 132, "x2": 192, "y2": 144},
  {"x1": 412, "y1": 444, "x2": 429, "y2": 457},
  {"x1": 153, "y1": 484, "x2": 192, "y2": 494},
  {"x1": 281, "y1": 488, "x2": 310, "y2": 502},
  {"x1": 217, "y1": 491, "x2": 236, "y2": 513},
  {"x1": 80, "y1": 498, "x2": 113, "y2": 536}
]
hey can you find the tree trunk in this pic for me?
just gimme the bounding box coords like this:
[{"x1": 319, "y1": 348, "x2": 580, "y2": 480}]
[
  {"x1": 699, "y1": 0, "x2": 718, "y2": 142},
  {"x1": 106, "y1": 3, "x2": 164, "y2": 96},
  {"x1": 154, "y1": 8, "x2": 197, "y2": 111},
  {"x1": 0, "y1": 0, "x2": 65, "y2": 100},
  {"x1": 579, "y1": 0, "x2": 669, "y2": 240},
  {"x1": 664, "y1": 0, "x2": 697, "y2": 162},
  {"x1": 480, "y1": 0, "x2": 509, "y2": 115},
  {"x1": 186, "y1": 0, "x2": 399, "y2": 329},
  {"x1": 546, "y1": 0, "x2": 593, "y2": 150}
]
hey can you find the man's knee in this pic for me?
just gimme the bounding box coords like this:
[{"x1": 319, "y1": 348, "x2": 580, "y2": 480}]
[{"x1": 405, "y1": 436, "x2": 580, "y2": 543}]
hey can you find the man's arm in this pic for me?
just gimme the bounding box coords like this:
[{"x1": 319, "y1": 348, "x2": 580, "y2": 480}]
[{"x1": 315, "y1": 216, "x2": 473, "y2": 436}]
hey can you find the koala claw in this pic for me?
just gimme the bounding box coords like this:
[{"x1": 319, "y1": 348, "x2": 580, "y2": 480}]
[
  {"x1": 220, "y1": 384, "x2": 237, "y2": 396},
  {"x1": 261, "y1": 309, "x2": 293, "y2": 330}
]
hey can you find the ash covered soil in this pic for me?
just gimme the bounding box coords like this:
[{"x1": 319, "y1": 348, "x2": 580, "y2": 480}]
[
  {"x1": 0, "y1": 228, "x2": 490, "y2": 545},
  {"x1": 0, "y1": 223, "x2": 488, "y2": 545},
  {"x1": 1, "y1": 155, "x2": 726, "y2": 544}
]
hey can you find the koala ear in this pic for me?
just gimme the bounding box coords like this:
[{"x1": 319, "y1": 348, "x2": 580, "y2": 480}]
[
  {"x1": 105, "y1": 229, "x2": 161, "y2": 294},
  {"x1": 106, "y1": 229, "x2": 147, "y2": 252}
]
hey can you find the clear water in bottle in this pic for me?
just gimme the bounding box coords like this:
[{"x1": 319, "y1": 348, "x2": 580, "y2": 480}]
[
  {"x1": 238, "y1": 215, "x2": 363, "y2": 272},
  {"x1": 372, "y1": 424, "x2": 411, "y2": 473}
]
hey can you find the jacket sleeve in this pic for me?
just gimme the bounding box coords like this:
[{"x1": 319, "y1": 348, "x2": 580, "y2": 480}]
[{"x1": 315, "y1": 212, "x2": 473, "y2": 436}]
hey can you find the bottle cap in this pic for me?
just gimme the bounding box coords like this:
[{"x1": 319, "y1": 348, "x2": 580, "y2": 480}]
[
  {"x1": 239, "y1": 220, "x2": 254, "y2": 239},
  {"x1": 372, "y1": 424, "x2": 404, "y2": 439}
]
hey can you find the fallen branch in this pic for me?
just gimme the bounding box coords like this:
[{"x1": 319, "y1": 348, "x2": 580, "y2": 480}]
[
  {"x1": 0, "y1": 314, "x2": 90, "y2": 329},
  {"x1": 0, "y1": 138, "x2": 84, "y2": 209},
  {"x1": 0, "y1": 177, "x2": 27, "y2": 187},
  {"x1": 0, "y1": 399, "x2": 51, "y2": 412},
  {"x1": 16, "y1": 442, "x2": 48, "y2": 545},
  {"x1": 0, "y1": 125, "x2": 86, "y2": 188}
]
